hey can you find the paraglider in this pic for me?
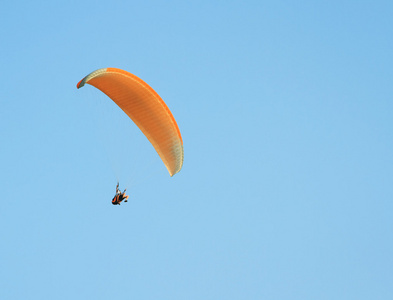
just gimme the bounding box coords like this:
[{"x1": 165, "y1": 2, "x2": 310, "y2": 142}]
[
  {"x1": 77, "y1": 68, "x2": 183, "y2": 204},
  {"x1": 77, "y1": 68, "x2": 183, "y2": 176},
  {"x1": 112, "y1": 182, "x2": 129, "y2": 205}
]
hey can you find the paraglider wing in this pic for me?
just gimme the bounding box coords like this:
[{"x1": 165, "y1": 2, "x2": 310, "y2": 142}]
[{"x1": 77, "y1": 68, "x2": 183, "y2": 176}]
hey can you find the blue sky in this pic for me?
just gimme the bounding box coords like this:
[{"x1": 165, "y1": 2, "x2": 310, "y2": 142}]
[{"x1": 1, "y1": 1, "x2": 392, "y2": 299}]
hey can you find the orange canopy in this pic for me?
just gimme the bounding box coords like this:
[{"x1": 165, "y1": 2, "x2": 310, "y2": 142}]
[{"x1": 77, "y1": 68, "x2": 183, "y2": 176}]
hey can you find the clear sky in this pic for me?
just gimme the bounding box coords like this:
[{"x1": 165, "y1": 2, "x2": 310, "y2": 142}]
[{"x1": 1, "y1": 1, "x2": 392, "y2": 299}]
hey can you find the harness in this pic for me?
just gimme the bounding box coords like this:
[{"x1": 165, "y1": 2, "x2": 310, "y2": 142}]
[{"x1": 112, "y1": 193, "x2": 125, "y2": 205}]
